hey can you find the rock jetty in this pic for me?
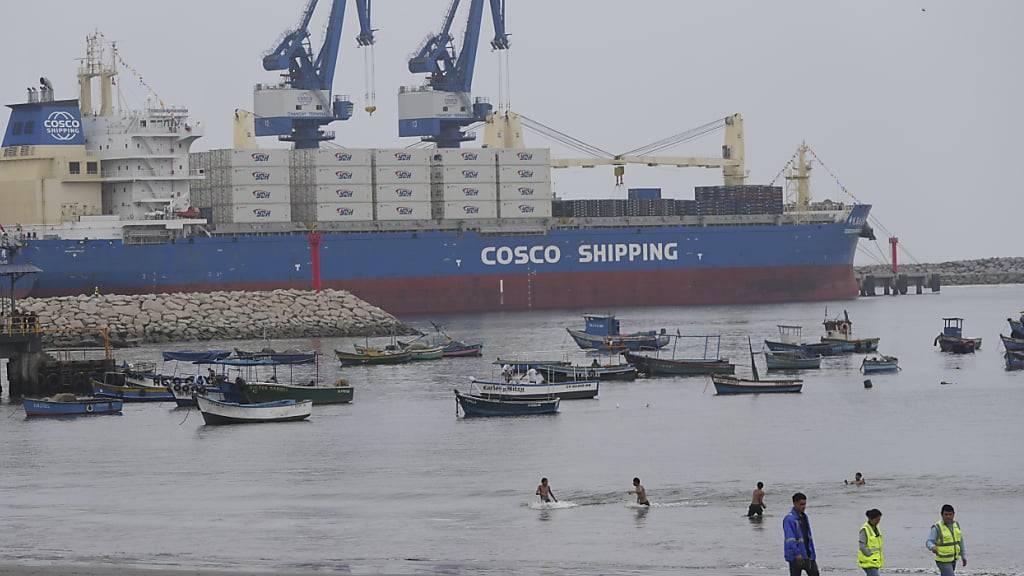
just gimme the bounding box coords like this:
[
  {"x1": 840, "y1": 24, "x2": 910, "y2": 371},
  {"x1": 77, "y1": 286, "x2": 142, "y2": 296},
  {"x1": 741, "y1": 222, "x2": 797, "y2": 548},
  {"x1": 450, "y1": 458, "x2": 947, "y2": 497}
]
[
  {"x1": 16, "y1": 289, "x2": 411, "y2": 345},
  {"x1": 856, "y1": 257, "x2": 1024, "y2": 286}
]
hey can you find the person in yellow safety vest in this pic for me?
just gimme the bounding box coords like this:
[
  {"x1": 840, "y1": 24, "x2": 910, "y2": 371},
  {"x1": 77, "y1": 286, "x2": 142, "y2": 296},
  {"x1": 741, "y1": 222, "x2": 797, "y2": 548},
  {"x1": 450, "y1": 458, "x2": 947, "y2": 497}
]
[
  {"x1": 857, "y1": 508, "x2": 884, "y2": 576},
  {"x1": 926, "y1": 504, "x2": 966, "y2": 576}
]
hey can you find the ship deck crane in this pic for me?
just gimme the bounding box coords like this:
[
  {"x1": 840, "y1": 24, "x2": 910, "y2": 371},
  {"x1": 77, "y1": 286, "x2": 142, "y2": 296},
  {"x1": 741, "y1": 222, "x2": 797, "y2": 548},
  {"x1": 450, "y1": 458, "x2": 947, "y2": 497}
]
[
  {"x1": 254, "y1": 0, "x2": 374, "y2": 149},
  {"x1": 398, "y1": 0, "x2": 510, "y2": 148}
]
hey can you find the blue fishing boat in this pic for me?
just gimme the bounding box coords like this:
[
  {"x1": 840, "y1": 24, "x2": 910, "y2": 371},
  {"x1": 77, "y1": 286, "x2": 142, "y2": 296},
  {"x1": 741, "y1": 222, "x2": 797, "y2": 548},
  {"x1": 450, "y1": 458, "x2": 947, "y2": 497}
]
[
  {"x1": 934, "y1": 318, "x2": 982, "y2": 354},
  {"x1": 454, "y1": 389, "x2": 559, "y2": 417},
  {"x1": 566, "y1": 314, "x2": 670, "y2": 352},
  {"x1": 1005, "y1": 351, "x2": 1024, "y2": 371},
  {"x1": 999, "y1": 334, "x2": 1024, "y2": 352},
  {"x1": 765, "y1": 325, "x2": 845, "y2": 357},
  {"x1": 764, "y1": 350, "x2": 821, "y2": 371},
  {"x1": 91, "y1": 372, "x2": 175, "y2": 402},
  {"x1": 161, "y1": 350, "x2": 232, "y2": 363},
  {"x1": 861, "y1": 355, "x2": 900, "y2": 374},
  {"x1": 23, "y1": 395, "x2": 123, "y2": 417}
]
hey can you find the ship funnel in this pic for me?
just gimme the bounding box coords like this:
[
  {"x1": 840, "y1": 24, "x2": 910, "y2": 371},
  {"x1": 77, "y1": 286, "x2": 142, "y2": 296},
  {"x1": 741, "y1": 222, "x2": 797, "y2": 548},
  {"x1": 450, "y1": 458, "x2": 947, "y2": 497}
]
[{"x1": 38, "y1": 77, "x2": 55, "y2": 102}]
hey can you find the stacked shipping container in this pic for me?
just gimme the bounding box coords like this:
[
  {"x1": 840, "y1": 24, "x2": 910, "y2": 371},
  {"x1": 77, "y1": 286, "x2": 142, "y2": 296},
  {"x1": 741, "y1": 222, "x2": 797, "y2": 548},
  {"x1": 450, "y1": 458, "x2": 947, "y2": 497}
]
[
  {"x1": 432, "y1": 149, "x2": 498, "y2": 219},
  {"x1": 695, "y1": 185, "x2": 783, "y2": 216},
  {"x1": 290, "y1": 149, "x2": 374, "y2": 222},
  {"x1": 206, "y1": 149, "x2": 291, "y2": 223},
  {"x1": 375, "y1": 149, "x2": 432, "y2": 220},
  {"x1": 497, "y1": 149, "x2": 552, "y2": 218}
]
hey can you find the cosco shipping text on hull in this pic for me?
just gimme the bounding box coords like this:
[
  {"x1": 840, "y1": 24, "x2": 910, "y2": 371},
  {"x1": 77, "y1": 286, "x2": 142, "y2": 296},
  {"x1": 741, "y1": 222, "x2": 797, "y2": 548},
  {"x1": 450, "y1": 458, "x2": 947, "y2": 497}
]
[{"x1": 13, "y1": 206, "x2": 870, "y2": 315}]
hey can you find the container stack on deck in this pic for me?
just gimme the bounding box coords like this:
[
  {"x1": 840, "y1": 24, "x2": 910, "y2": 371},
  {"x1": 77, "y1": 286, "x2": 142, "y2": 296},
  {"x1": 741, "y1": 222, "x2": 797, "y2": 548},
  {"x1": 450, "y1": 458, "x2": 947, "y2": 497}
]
[
  {"x1": 374, "y1": 149, "x2": 433, "y2": 221},
  {"x1": 695, "y1": 185, "x2": 783, "y2": 216},
  {"x1": 201, "y1": 150, "x2": 292, "y2": 224},
  {"x1": 433, "y1": 149, "x2": 499, "y2": 219},
  {"x1": 497, "y1": 149, "x2": 553, "y2": 218},
  {"x1": 291, "y1": 149, "x2": 374, "y2": 222}
]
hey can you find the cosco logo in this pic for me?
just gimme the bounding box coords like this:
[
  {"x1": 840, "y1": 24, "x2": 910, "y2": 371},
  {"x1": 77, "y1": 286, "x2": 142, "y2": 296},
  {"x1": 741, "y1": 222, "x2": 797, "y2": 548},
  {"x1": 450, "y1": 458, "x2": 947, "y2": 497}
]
[
  {"x1": 463, "y1": 206, "x2": 479, "y2": 214},
  {"x1": 252, "y1": 189, "x2": 272, "y2": 199},
  {"x1": 516, "y1": 169, "x2": 534, "y2": 179},
  {"x1": 44, "y1": 111, "x2": 81, "y2": 141},
  {"x1": 335, "y1": 171, "x2": 353, "y2": 180},
  {"x1": 516, "y1": 152, "x2": 534, "y2": 161},
  {"x1": 335, "y1": 152, "x2": 352, "y2": 162},
  {"x1": 461, "y1": 152, "x2": 479, "y2": 161},
  {"x1": 396, "y1": 188, "x2": 413, "y2": 197},
  {"x1": 396, "y1": 207, "x2": 414, "y2": 215},
  {"x1": 335, "y1": 189, "x2": 354, "y2": 198},
  {"x1": 337, "y1": 207, "x2": 354, "y2": 215},
  {"x1": 481, "y1": 245, "x2": 561, "y2": 266},
  {"x1": 393, "y1": 153, "x2": 412, "y2": 161},
  {"x1": 253, "y1": 209, "x2": 272, "y2": 218},
  {"x1": 252, "y1": 172, "x2": 271, "y2": 181},
  {"x1": 250, "y1": 153, "x2": 271, "y2": 162}
]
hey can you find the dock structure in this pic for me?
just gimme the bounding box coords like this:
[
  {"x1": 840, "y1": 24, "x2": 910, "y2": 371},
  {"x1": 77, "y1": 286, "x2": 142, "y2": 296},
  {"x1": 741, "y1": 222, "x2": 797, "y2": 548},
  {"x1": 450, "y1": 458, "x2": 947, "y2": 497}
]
[{"x1": 857, "y1": 272, "x2": 941, "y2": 296}]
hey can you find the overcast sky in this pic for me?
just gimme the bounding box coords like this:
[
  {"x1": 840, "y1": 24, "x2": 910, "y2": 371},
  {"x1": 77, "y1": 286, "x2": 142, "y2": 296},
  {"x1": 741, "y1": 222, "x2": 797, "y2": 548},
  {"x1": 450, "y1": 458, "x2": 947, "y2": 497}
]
[{"x1": 3, "y1": 0, "x2": 1021, "y2": 263}]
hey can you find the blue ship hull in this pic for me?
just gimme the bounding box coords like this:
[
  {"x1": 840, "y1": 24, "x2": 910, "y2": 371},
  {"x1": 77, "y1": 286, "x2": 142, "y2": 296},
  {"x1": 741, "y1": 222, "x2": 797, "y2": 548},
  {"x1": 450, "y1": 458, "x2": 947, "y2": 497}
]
[{"x1": 12, "y1": 206, "x2": 870, "y2": 315}]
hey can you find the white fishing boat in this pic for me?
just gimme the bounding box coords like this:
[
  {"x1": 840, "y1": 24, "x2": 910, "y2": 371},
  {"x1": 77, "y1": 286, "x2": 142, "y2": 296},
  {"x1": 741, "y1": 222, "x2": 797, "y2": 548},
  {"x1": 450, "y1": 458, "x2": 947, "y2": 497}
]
[
  {"x1": 195, "y1": 395, "x2": 312, "y2": 425},
  {"x1": 468, "y1": 376, "x2": 598, "y2": 400}
]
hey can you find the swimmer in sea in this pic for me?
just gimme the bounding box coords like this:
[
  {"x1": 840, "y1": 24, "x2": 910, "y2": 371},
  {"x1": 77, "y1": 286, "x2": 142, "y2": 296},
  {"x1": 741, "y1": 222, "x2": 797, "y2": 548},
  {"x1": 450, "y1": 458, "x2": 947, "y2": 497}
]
[
  {"x1": 748, "y1": 481, "x2": 766, "y2": 518},
  {"x1": 846, "y1": 472, "x2": 866, "y2": 486},
  {"x1": 536, "y1": 477, "x2": 557, "y2": 503},
  {"x1": 630, "y1": 477, "x2": 650, "y2": 506}
]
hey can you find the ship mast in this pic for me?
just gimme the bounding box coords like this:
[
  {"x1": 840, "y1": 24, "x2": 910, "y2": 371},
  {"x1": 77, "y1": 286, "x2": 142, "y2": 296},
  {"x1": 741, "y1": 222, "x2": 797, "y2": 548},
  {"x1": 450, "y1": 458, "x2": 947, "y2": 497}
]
[
  {"x1": 785, "y1": 142, "x2": 813, "y2": 211},
  {"x1": 77, "y1": 31, "x2": 117, "y2": 117}
]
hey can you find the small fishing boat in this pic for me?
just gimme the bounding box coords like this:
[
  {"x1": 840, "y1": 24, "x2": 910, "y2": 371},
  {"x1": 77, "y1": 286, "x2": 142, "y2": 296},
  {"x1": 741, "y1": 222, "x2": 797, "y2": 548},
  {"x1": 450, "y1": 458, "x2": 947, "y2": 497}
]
[
  {"x1": 934, "y1": 318, "x2": 982, "y2": 354},
  {"x1": 623, "y1": 335, "x2": 734, "y2": 376},
  {"x1": 400, "y1": 329, "x2": 484, "y2": 357},
  {"x1": 861, "y1": 355, "x2": 900, "y2": 374},
  {"x1": 1008, "y1": 313, "x2": 1024, "y2": 339},
  {"x1": 820, "y1": 310, "x2": 880, "y2": 353},
  {"x1": 166, "y1": 376, "x2": 222, "y2": 407},
  {"x1": 1004, "y1": 351, "x2": 1024, "y2": 371},
  {"x1": 407, "y1": 345, "x2": 445, "y2": 361},
  {"x1": 23, "y1": 394, "x2": 123, "y2": 417},
  {"x1": 764, "y1": 350, "x2": 821, "y2": 371},
  {"x1": 765, "y1": 325, "x2": 845, "y2": 357},
  {"x1": 999, "y1": 334, "x2": 1024, "y2": 352},
  {"x1": 454, "y1": 389, "x2": 559, "y2": 417},
  {"x1": 241, "y1": 379, "x2": 354, "y2": 405},
  {"x1": 442, "y1": 341, "x2": 484, "y2": 357},
  {"x1": 712, "y1": 338, "x2": 803, "y2": 395},
  {"x1": 495, "y1": 357, "x2": 570, "y2": 372},
  {"x1": 91, "y1": 372, "x2": 175, "y2": 402},
  {"x1": 469, "y1": 376, "x2": 599, "y2": 400},
  {"x1": 537, "y1": 362, "x2": 638, "y2": 382},
  {"x1": 161, "y1": 350, "x2": 231, "y2": 363},
  {"x1": 233, "y1": 348, "x2": 317, "y2": 364},
  {"x1": 195, "y1": 395, "x2": 312, "y2": 425},
  {"x1": 335, "y1": 347, "x2": 412, "y2": 366},
  {"x1": 566, "y1": 314, "x2": 670, "y2": 352}
]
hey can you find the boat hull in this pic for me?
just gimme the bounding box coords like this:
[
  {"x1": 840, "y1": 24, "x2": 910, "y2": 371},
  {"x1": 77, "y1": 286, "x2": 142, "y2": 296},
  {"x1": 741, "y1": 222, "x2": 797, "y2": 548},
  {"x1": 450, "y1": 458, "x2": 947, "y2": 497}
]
[
  {"x1": 23, "y1": 397, "x2": 123, "y2": 417},
  {"x1": 711, "y1": 376, "x2": 803, "y2": 395},
  {"x1": 1005, "y1": 351, "x2": 1024, "y2": 370},
  {"x1": 242, "y1": 382, "x2": 353, "y2": 405},
  {"x1": 1000, "y1": 334, "x2": 1024, "y2": 352},
  {"x1": 820, "y1": 337, "x2": 879, "y2": 353},
  {"x1": 454, "y1": 390, "x2": 559, "y2": 417},
  {"x1": 623, "y1": 351, "x2": 735, "y2": 376},
  {"x1": 335, "y1": 350, "x2": 412, "y2": 365},
  {"x1": 935, "y1": 335, "x2": 981, "y2": 354},
  {"x1": 195, "y1": 395, "x2": 312, "y2": 425},
  {"x1": 764, "y1": 352, "x2": 821, "y2": 370},
  {"x1": 538, "y1": 364, "x2": 637, "y2": 382},
  {"x1": 470, "y1": 379, "x2": 599, "y2": 400},
  {"x1": 566, "y1": 328, "x2": 670, "y2": 352},
  {"x1": 91, "y1": 380, "x2": 175, "y2": 402}
]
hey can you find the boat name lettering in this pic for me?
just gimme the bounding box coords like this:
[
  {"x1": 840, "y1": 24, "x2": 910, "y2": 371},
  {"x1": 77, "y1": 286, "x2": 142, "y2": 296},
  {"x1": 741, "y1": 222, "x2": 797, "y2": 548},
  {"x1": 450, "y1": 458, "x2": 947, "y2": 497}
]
[
  {"x1": 250, "y1": 152, "x2": 271, "y2": 162},
  {"x1": 481, "y1": 245, "x2": 561, "y2": 266},
  {"x1": 252, "y1": 171, "x2": 271, "y2": 181},
  {"x1": 335, "y1": 189, "x2": 354, "y2": 198},
  {"x1": 44, "y1": 111, "x2": 81, "y2": 141},
  {"x1": 252, "y1": 189, "x2": 272, "y2": 199},
  {"x1": 480, "y1": 385, "x2": 525, "y2": 392},
  {"x1": 396, "y1": 206, "x2": 414, "y2": 215},
  {"x1": 578, "y1": 242, "x2": 678, "y2": 263},
  {"x1": 848, "y1": 216, "x2": 866, "y2": 226}
]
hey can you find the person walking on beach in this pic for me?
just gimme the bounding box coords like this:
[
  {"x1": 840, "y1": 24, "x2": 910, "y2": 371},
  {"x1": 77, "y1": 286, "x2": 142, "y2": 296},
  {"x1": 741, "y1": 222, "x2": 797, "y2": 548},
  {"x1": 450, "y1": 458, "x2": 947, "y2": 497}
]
[
  {"x1": 927, "y1": 504, "x2": 966, "y2": 576},
  {"x1": 536, "y1": 478, "x2": 557, "y2": 503},
  {"x1": 784, "y1": 492, "x2": 818, "y2": 576},
  {"x1": 858, "y1": 509, "x2": 884, "y2": 576},
  {"x1": 748, "y1": 481, "x2": 766, "y2": 518},
  {"x1": 630, "y1": 477, "x2": 650, "y2": 506}
]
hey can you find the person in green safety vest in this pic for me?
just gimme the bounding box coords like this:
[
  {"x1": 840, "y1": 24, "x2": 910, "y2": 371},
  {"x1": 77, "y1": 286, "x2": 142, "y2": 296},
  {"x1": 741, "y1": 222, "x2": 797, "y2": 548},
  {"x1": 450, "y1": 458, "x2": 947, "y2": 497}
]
[
  {"x1": 926, "y1": 504, "x2": 967, "y2": 576},
  {"x1": 857, "y1": 508, "x2": 884, "y2": 576}
]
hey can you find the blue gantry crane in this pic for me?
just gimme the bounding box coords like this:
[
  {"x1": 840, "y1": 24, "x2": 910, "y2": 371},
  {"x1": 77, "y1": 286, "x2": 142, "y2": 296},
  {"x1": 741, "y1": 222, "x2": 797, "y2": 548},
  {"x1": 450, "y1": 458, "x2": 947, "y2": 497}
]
[
  {"x1": 398, "y1": 0, "x2": 510, "y2": 148},
  {"x1": 254, "y1": 0, "x2": 375, "y2": 149}
]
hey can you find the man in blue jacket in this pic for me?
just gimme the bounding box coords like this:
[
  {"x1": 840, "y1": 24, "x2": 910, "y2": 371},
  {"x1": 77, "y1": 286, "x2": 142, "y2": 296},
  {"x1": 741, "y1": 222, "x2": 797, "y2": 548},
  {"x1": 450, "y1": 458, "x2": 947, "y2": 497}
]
[{"x1": 784, "y1": 492, "x2": 819, "y2": 576}]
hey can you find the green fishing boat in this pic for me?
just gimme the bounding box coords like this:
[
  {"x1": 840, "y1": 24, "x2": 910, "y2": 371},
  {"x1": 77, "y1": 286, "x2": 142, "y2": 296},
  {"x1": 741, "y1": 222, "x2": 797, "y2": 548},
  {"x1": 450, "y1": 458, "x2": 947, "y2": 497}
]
[{"x1": 241, "y1": 379, "x2": 354, "y2": 405}]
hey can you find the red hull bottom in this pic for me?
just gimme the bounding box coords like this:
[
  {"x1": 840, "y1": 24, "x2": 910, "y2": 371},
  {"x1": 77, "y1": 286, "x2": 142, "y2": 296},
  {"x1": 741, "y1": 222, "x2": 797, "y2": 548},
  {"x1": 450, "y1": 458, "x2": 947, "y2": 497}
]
[{"x1": 29, "y1": 265, "x2": 857, "y2": 316}]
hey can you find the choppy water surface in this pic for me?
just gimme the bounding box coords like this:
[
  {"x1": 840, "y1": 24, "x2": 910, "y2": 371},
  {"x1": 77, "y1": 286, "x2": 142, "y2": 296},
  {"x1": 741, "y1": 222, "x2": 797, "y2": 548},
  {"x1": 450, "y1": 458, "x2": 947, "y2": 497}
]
[{"x1": 1, "y1": 285, "x2": 1022, "y2": 575}]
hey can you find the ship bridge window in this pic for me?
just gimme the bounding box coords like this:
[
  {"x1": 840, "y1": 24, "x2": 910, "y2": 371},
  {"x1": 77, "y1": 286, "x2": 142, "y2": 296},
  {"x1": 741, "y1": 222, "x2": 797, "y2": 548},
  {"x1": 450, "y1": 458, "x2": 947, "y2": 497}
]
[
  {"x1": 12, "y1": 122, "x2": 23, "y2": 135},
  {"x1": 140, "y1": 120, "x2": 147, "y2": 127},
  {"x1": 316, "y1": 104, "x2": 323, "y2": 110},
  {"x1": 295, "y1": 105, "x2": 302, "y2": 111},
  {"x1": 69, "y1": 161, "x2": 81, "y2": 175},
  {"x1": 23, "y1": 121, "x2": 34, "y2": 134}
]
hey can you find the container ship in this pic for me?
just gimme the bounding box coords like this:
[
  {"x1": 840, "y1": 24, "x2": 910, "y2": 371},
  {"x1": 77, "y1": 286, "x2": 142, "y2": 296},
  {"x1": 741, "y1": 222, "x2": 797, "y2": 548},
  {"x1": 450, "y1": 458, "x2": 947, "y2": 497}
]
[{"x1": 0, "y1": 33, "x2": 873, "y2": 316}]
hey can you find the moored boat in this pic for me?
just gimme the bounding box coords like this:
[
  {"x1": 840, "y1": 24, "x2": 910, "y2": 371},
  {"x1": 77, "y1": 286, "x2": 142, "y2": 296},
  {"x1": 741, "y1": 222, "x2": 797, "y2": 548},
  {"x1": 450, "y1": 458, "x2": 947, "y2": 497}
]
[
  {"x1": 566, "y1": 314, "x2": 670, "y2": 352},
  {"x1": 495, "y1": 357, "x2": 570, "y2": 372},
  {"x1": 407, "y1": 345, "x2": 445, "y2": 361},
  {"x1": 861, "y1": 355, "x2": 900, "y2": 374},
  {"x1": 469, "y1": 377, "x2": 598, "y2": 400},
  {"x1": 623, "y1": 335, "x2": 734, "y2": 376},
  {"x1": 195, "y1": 395, "x2": 312, "y2": 425},
  {"x1": 454, "y1": 389, "x2": 559, "y2": 417},
  {"x1": 1004, "y1": 351, "x2": 1024, "y2": 371},
  {"x1": 537, "y1": 362, "x2": 638, "y2": 382},
  {"x1": 999, "y1": 334, "x2": 1024, "y2": 352},
  {"x1": 400, "y1": 330, "x2": 484, "y2": 357},
  {"x1": 241, "y1": 379, "x2": 354, "y2": 405},
  {"x1": 23, "y1": 394, "x2": 123, "y2": 417},
  {"x1": 764, "y1": 350, "x2": 821, "y2": 371},
  {"x1": 1008, "y1": 314, "x2": 1024, "y2": 339},
  {"x1": 765, "y1": 325, "x2": 845, "y2": 357},
  {"x1": 712, "y1": 338, "x2": 803, "y2": 394},
  {"x1": 91, "y1": 373, "x2": 175, "y2": 402},
  {"x1": 335, "y1": 347, "x2": 412, "y2": 366},
  {"x1": 820, "y1": 310, "x2": 879, "y2": 353},
  {"x1": 934, "y1": 318, "x2": 982, "y2": 354}
]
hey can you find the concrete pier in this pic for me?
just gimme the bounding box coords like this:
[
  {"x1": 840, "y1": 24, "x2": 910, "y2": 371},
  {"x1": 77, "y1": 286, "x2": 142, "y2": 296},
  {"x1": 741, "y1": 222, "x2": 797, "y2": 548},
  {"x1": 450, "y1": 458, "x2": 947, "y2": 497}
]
[{"x1": 857, "y1": 272, "x2": 941, "y2": 297}]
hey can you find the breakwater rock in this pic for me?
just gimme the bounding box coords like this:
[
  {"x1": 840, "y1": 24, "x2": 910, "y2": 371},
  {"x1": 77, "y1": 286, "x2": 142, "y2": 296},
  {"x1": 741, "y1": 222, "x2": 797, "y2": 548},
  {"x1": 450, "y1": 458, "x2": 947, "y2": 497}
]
[
  {"x1": 16, "y1": 289, "x2": 412, "y2": 345},
  {"x1": 856, "y1": 257, "x2": 1024, "y2": 286}
]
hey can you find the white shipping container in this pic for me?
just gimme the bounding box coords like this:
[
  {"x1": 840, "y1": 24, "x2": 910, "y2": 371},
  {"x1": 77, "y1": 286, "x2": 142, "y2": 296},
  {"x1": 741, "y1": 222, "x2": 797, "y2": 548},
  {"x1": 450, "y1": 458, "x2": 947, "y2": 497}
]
[
  {"x1": 499, "y1": 165, "x2": 551, "y2": 184},
  {"x1": 314, "y1": 148, "x2": 373, "y2": 166},
  {"x1": 443, "y1": 201, "x2": 498, "y2": 219},
  {"x1": 439, "y1": 165, "x2": 497, "y2": 183},
  {"x1": 376, "y1": 183, "x2": 431, "y2": 202},
  {"x1": 225, "y1": 167, "x2": 290, "y2": 186},
  {"x1": 315, "y1": 184, "x2": 373, "y2": 203},
  {"x1": 499, "y1": 182, "x2": 552, "y2": 200},
  {"x1": 315, "y1": 202, "x2": 374, "y2": 222},
  {"x1": 496, "y1": 148, "x2": 551, "y2": 166},
  {"x1": 433, "y1": 148, "x2": 496, "y2": 165},
  {"x1": 375, "y1": 165, "x2": 431, "y2": 184},
  {"x1": 214, "y1": 185, "x2": 291, "y2": 205},
  {"x1": 229, "y1": 149, "x2": 290, "y2": 167},
  {"x1": 500, "y1": 200, "x2": 553, "y2": 219},
  {"x1": 374, "y1": 148, "x2": 432, "y2": 166},
  {"x1": 225, "y1": 203, "x2": 292, "y2": 223},
  {"x1": 315, "y1": 166, "x2": 373, "y2": 185},
  {"x1": 442, "y1": 183, "x2": 497, "y2": 201},
  {"x1": 375, "y1": 201, "x2": 432, "y2": 221}
]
